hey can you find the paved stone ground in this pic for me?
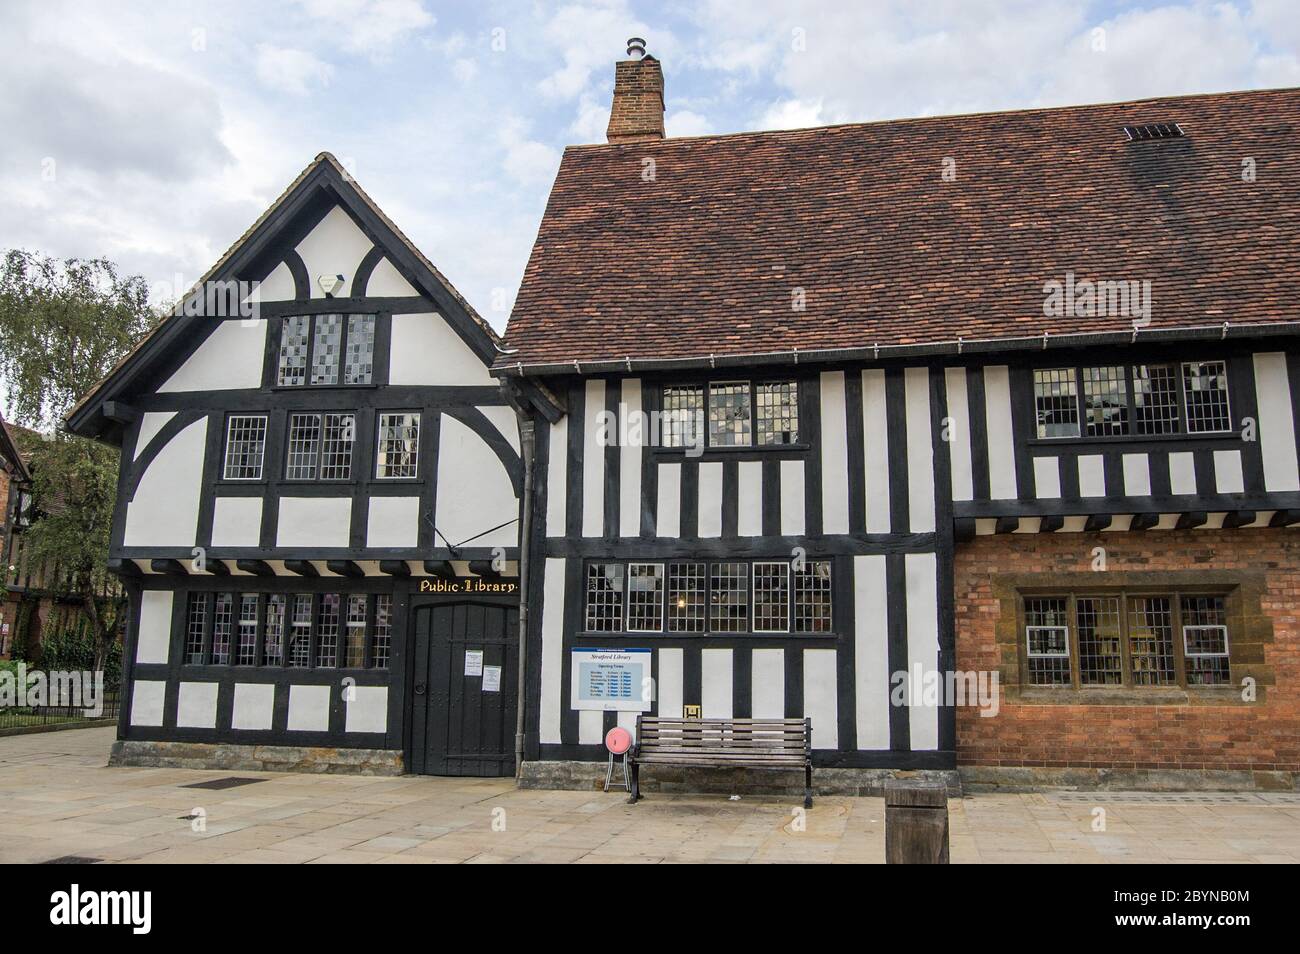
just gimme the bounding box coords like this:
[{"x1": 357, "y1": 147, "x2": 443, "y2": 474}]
[{"x1": 3, "y1": 728, "x2": 1299, "y2": 863}]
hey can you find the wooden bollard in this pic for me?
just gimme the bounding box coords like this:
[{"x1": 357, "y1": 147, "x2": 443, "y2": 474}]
[{"x1": 884, "y1": 780, "x2": 950, "y2": 864}]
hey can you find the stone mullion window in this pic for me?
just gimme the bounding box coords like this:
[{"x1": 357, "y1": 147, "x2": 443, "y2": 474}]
[{"x1": 1013, "y1": 584, "x2": 1244, "y2": 693}]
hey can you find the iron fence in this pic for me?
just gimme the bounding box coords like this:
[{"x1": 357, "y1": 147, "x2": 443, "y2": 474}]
[{"x1": 0, "y1": 691, "x2": 120, "y2": 732}]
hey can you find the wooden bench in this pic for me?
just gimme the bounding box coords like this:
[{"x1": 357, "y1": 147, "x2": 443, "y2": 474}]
[{"x1": 626, "y1": 716, "x2": 813, "y2": 807}]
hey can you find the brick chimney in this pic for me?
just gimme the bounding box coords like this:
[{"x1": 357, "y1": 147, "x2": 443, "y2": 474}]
[{"x1": 606, "y1": 38, "x2": 664, "y2": 143}]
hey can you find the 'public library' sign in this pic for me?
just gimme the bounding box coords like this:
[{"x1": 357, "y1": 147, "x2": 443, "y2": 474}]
[{"x1": 418, "y1": 578, "x2": 518, "y2": 594}]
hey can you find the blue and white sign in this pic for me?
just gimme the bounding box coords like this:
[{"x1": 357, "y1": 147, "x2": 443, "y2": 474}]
[{"x1": 570, "y1": 648, "x2": 653, "y2": 712}]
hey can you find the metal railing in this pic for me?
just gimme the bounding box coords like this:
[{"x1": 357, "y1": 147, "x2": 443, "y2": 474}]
[{"x1": 0, "y1": 691, "x2": 120, "y2": 732}]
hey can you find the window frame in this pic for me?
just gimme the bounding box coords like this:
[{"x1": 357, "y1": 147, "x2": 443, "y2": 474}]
[
  {"x1": 221, "y1": 414, "x2": 268, "y2": 481},
  {"x1": 179, "y1": 590, "x2": 390, "y2": 671},
  {"x1": 1030, "y1": 360, "x2": 1234, "y2": 442},
  {"x1": 581, "y1": 557, "x2": 833, "y2": 636},
  {"x1": 657, "y1": 378, "x2": 804, "y2": 452},
  {"x1": 1017, "y1": 587, "x2": 1234, "y2": 690},
  {"x1": 275, "y1": 312, "x2": 379, "y2": 389},
  {"x1": 374, "y1": 410, "x2": 421, "y2": 480},
  {"x1": 283, "y1": 411, "x2": 357, "y2": 482}
]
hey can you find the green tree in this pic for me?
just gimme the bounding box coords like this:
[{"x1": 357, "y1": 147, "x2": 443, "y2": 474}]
[{"x1": 0, "y1": 249, "x2": 159, "y2": 672}]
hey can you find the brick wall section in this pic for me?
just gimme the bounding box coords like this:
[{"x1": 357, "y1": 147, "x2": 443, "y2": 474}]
[
  {"x1": 955, "y1": 528, "x2": 1300, "y2": 772},
  {"x1": 606, "y1": 58, "x2": 664, "y2": 142}
]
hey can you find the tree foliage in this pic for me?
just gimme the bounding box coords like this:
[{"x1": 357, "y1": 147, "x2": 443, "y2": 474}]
[{"x1": 0, "y1": 249, "x2": 160, "y2": 669}]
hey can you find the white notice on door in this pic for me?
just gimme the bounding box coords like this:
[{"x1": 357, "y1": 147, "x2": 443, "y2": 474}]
[
  {"x1": 464, "y1": 650, "x2": 484, "y2": 676},
  {"x1": 482, "y1": 666, "x2": 502, "y2": 692}
]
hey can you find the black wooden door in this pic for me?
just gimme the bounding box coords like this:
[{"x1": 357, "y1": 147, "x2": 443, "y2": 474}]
[{"x1": 408, "y1": 602, "x2": 518, "y2": 777}]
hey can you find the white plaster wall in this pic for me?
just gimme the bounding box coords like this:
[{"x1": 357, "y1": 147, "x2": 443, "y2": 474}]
[
  {"x1": 157, "y1": 320, "x2": 267, "y2": 392},
  {"x1": 133, "y1": 412, "x2": 175, "y2": 461},
  {"x1": 253, "y1": 260, "x2": 295, "y2": 302},
  {"x1": 176, "y1": 682, "x2": 219, "y2": 728},
  {"x1": 804, "y1": 649, "x2": 839, "y2": 750},
  {"x1": 123, "y1": 418, "x2": 207, "y2": 547},
  {"x1": 366, "y1": 496, "x2": 420, "y2": 548},
  {"x1": 276, "y1": 497, "x2": 351, "y2": 548},
  {"x1": 287, "y1": 685, "x2": 331, "y2": 731},
  {"x1": 538, "y1": 557, "x2": 565, "y2": 744},
  {"x1": 130, "y1": 681, "x2": 166, "y2": 727},
  {"x1": 135, "y1": 591, "x2": 173, "y2": 665},
  {"x1": 345, "y1": 686, "x2": 388, "y2": 733},
  {"x1": 433, "y1": 415, "x2": 518, "y2": 549},
  {"x1": 211, "y1": 497, "x2": 263, "y2": 548},
  {"x1": 476, "y1": 404, "x2": 520, "y2": 454},
  {"x1": 295, "y1": 205, "x2": 374, "y2": 299},
  {"x1": 389, "y1": 313, "x2": 493, "y2": 386},
  {"x1": 232, "y1": 683, "x2": 275, "y2": 730}
]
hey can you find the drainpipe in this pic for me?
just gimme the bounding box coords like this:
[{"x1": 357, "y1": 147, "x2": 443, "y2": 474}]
[{"x1": 513, "y1": 413, "x2": 536, "y2": 778}]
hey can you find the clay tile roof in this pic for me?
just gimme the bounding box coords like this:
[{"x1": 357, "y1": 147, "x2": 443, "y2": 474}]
[{"x1": 496, "y1": 86, "x2": 1300, "y2": 374}]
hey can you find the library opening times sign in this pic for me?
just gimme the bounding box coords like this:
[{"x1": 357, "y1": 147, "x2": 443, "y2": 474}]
[{"x1": 570, "y1": 648, "x2": 653, "y2": 712}]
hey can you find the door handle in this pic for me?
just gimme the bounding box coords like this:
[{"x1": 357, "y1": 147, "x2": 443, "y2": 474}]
[{"x1": 414, "y1": 682, "x2": 427, "y2": 695}]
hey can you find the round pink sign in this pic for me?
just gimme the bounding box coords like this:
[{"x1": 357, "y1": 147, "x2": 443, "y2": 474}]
[{"x1": 605, "y1": 726, "x2": 633, "y2": 755}]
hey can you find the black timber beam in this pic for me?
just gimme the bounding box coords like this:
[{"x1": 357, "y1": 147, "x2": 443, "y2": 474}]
[
  {"x1": 1269, "y1": 510, "x2": 1300, "y2": 527},
  {"x1": 1083, "y1": 514, "x2": 1112, "y2": 533},
  {"x1": 1128, "y1": 513, "x2": 1160, "y2": 531},
  {"x1": 326, "y1": 560, "x2": 364, "y2": 578},
  {"x1": 150, "y1": 558, "x2": 188, "y2": 576},
  {"x1": 235, "y1": 559, "x2": 275, "y2": 577},
  {"x1": 106, "y1": 558, "x2": 141, "y2": 578},
  {"x1": 380, "y1": 560, "x2": 411, "y2": 577},
  {"x1": 1039, "y1": 515, "x2": 1065, "y2": 532},
  {"x1": 1175, "y1": 511, "x2": 1209, "y2": 530},
  {"x1": 993, "y1": 516, "x2": 1020, "y2": 535},
  {"x1": 1221, "y1": 511, "x2": 1257, "y2": 529},
  {"x1": 284, "y1": 560, "x2": 319, "y2": 578}
]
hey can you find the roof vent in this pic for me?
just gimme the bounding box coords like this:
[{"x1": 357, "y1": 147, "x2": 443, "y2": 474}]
[{"x1": 1123, "y1": 123, "x2": 1185, "y2": 142}]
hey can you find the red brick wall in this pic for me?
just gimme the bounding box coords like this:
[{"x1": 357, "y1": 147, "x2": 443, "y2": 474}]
[{"x1": 955, "y1": 528, "x2": 1300, "y2": 772}]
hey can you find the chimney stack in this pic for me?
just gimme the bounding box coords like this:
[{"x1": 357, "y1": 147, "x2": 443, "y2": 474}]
[{"x1": 606, "y1": 38, "x2": 664, "y2": 143}]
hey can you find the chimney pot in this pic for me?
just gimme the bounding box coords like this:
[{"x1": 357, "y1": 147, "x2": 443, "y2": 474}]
[{"x1": 606, "y1": 41, "x2": 664, "y2": 143}]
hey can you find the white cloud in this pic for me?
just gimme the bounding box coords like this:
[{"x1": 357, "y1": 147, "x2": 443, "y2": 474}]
[
  {"x1": 293, "y1": 0, "x2": 434, "y2": 58},
  {"x1": 665, "y1": 109, "x2": 713, "y2": 137},
  {"x1": 255, "y1": 45, "x2": 335, "y2": 95},
  {"x1": 755, "y1": 98, "x2": 828, "y2": 130}
]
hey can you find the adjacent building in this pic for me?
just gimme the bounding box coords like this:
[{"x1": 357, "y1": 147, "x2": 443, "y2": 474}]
[{"x1": 495, "y1": 52, "x2": 1300, "y2": 789}]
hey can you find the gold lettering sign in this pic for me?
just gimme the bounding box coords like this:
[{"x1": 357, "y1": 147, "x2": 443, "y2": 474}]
[{"x1": 419, "y1": 578, "x2": 518, "y2": 594}]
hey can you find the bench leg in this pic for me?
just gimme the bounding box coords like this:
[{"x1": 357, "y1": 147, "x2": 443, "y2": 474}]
[
  {"x1": 804, "y1": 763, "x2": 813, "y2": 809},
  {"x1": 627, "y1": 761, "x2": 640, "y2": 805}
]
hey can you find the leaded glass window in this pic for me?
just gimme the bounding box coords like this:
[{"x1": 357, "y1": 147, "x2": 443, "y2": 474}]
[{"x1": 376, "y1": 412, "x2": 420, "y2": 478}]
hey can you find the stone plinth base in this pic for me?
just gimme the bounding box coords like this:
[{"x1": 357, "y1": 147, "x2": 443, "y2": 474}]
[{"x1": 109, "y1": 739, "x2": 404, "y2": 776}]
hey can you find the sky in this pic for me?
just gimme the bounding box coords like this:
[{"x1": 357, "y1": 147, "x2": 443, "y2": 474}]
[{"x1": 1, "y1": 0, "x2": 1297, "y2": 333}]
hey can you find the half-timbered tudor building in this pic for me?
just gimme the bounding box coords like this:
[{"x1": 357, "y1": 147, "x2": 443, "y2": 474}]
[
  {"x1": 67, "y1": 154, "x2": 528, "y2": 775},
  {"x1": 496, "y1": 51, "x2": 1300, "y2": 789}
]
